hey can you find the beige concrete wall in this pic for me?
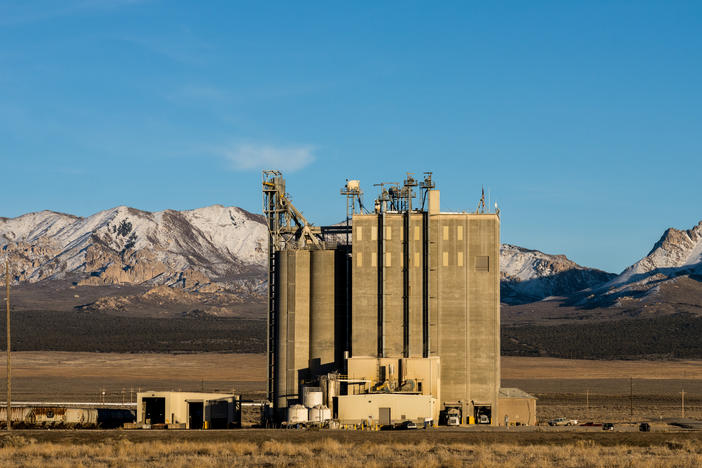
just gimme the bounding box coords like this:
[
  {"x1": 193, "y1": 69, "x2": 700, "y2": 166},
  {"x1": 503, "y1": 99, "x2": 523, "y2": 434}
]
[
  {"x1": 338, "y1": 394, "x2": 436, "y2": 425},
  {"x1": 351, "y1": 215, "x2": 378, "y2": 357},
  {"x1": 408, "y1": 213, "x2": 425, "y2": 357},
  {"x1": 350, "y1": 212, "x2": 500, "y2": 423},
  {"x1": 431, "y1": 213, "x2": 500, "y2": 423},
  {"x1": 497, "y1": 398, "x2": 537, "y2": 426},
  {"x1": 383, "y1": 214, "x2": 404, "y2": 357},
  {"x1": 465, "y1": 215, "x2": 500, "y2": 414},
  {"x1": 346, "y1": 356, "x2": 441, "y2": 422},
  {"x1": 352, "y1": 213, "x2": 426, "y2": 359}
]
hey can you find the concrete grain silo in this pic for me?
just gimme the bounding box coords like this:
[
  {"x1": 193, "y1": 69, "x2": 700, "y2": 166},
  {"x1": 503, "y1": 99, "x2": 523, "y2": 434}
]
[{"x1": 263, "y1": 171, "x2": 523, "y2": 426}]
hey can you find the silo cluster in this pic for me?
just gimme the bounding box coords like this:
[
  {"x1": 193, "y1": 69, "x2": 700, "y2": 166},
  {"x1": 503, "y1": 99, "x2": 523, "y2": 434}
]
[{"x1": 263, "y1": 171, "x2": 502, "y2": 426}]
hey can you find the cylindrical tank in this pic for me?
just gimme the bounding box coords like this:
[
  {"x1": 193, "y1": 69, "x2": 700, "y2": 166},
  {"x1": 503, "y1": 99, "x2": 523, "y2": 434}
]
[
  {"x1": 275, "y1": 251, "x2": 289, "y2": 414},
  {"x1": 65, "y1": 408, "x2": 98, "y2": 425},
  {"x1": 287, "y1": 404, "x2": 308, "y2": 424},
  {"x1": 326, "y1": 377, "x2": 337, "y2": 410},
  {"x1": 308, "y1": 405, "x2": 332, "y2": 423},
  {"x1": 310, "y1": 249, "x2": 335, "y2": 372},
  {"x1": 303, "y1": 390, "x2": 323, "y2": 408},
  {"x1": 32, "y1": 407, "x2": 65, "y2": 425}
]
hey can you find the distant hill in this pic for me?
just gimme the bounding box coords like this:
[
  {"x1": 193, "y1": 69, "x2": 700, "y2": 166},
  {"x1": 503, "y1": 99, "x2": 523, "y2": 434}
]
[
  {"x1": 570, "y1": 221, "x2": 702, "y2": 313},
  {"x1": 3, "y1": 206, "x2": 701, "y2": 323},
  {"x1": 3, "y1": 207, "x2": 702, "y2": 357},
  {"x1": 1, "y1": 205, "x2": 267, "y2": 316},
  {"x1": 500, "y1": 244, "x2": 615, "y2": 305}
]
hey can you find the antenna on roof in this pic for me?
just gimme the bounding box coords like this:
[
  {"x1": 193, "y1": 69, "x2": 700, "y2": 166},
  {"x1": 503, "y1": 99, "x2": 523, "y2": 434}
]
[{"x1": 476, "y1": 187, "x2": 487, "y2": 214}]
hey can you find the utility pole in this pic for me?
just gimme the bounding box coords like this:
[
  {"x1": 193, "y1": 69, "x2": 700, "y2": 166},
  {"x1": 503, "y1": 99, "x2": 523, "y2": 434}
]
[
  {"x1": 681, "y1": 389, "x2": 686, "y2": 419},
  {"x1": 5, "y1": 260, "x2": 11, "y2": 431},
  {"x1": 629, "y1": 377, "x2": 634, "y2": 420},
  {"x1": 586, "y1": 389, "x2": 589, "y2": 414}
]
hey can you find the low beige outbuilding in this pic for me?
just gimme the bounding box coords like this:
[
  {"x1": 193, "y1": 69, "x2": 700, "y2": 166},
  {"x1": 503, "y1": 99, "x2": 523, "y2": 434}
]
[
  {"x1": 337, "y1": 393, "x2": 436, "y2": 426},
  {"x1": 497, "y1": 388, "x2": 537, "y2": 426},
  {"x1": 137, "y1": 391, "x2": 239, "y2": 429}
]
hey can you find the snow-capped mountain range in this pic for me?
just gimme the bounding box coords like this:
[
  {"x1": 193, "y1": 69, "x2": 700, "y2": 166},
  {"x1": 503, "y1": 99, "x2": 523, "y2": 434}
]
[
  {"x1": 500, "y1": 244, "x2": 614, "y2": 304},
  {"x1": 582, "y1": 221, "x2": 702, "y2": 308},
  {"x1": 2, "y1": 206, "x2": 701, "y2": 313},
  {"x1": 0, "y1": 205, "x2": 267, "y2": 295}
]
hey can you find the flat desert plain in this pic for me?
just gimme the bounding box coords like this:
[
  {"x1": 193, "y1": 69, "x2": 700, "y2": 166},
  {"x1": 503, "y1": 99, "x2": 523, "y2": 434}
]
[{"x1": 0, "y1": 353, "x2": 700, "y2": 421}]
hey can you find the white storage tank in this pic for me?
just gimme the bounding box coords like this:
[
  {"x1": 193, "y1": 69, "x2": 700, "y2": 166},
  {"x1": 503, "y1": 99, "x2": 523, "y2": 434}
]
[
  {"x1": 287, "y1": 404, "x2": 308, "y2": 424},
  {"x1": 303, "y1": 391, "x2": 323, "y2": 409},
  {"x1": 308, "y1": 405, "x2": 332, "y2": 423}
]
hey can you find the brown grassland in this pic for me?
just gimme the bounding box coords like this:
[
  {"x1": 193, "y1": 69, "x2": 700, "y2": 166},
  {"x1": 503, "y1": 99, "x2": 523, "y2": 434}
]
[{"x1": 0, "y1": 432, "x2": 701, "y2": 467}]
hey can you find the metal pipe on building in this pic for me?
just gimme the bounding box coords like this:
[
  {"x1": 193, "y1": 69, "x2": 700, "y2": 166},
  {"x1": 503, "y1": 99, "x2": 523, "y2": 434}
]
[
  {"x1": 422, "y1": 211, "x2": 429, "y2": 358},
  {"x1": 377, "y1": 213, "x2": 385, "y2": 358},
  {"x1": 402, "y1": 211, "x2": 410, "y2": 358}
]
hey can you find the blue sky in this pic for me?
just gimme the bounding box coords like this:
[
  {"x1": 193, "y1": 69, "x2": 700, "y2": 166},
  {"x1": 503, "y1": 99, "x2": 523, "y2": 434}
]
[{"x1": 1, "y1": 1, "x2": 700, "y2": 273}]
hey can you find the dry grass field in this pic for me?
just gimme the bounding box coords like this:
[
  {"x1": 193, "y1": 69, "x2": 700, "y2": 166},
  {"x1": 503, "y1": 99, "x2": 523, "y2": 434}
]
[{"x1": 0, "y1": 431, "x2": 701, "y2": 467}]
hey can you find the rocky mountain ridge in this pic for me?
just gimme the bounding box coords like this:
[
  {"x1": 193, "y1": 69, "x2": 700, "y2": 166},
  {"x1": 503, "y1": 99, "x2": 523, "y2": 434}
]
[
  {"x1": 1, "y1": 205, "x2": 268, "y2": 311},
  {"x1": 499, "y1": 244, "x2": 615, "y2": 304},
  {"x1": 576, "y1": 220, "x2": 702, "y2": 310},
  {"x1": 3, "y1": 206, "x2": 700, "y2": 315}
]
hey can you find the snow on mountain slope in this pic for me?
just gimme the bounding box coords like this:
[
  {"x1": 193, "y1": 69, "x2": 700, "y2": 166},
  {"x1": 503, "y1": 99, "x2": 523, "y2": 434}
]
[
  {"x1": 608, "y1": 221, "x2": 702, "y2": 287},
  {"x1": 500, "y1": 244, "x2": 615, "y2": 304},
  {"x1": 7, "y1": 205, "x2": 697, "y2": 312},
  {"x1": 0, "y1": 205, "x2": 267, "y2": 293},
  {"x1": 576, "y1": 220, "x2": 702, "y2": 309}
]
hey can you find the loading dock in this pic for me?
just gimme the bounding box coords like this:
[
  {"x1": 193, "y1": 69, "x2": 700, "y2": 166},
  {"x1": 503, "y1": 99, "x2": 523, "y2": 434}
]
[
  {"x1": 187, "y1": 401, "x2": 204, "y2": 429},
  {"x1": 142, "y1": 397, "x2": 165, "y2": 425}
]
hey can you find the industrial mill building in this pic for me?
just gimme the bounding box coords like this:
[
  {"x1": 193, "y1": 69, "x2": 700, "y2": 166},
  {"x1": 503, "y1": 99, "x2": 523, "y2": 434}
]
[{"x1": 263, "y1": 171, "x2": 533, "y2": 426}]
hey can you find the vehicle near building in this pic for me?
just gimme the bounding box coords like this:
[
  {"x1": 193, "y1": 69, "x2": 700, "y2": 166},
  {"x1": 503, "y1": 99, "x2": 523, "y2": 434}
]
[
  {"x1": 396, "y1": 420, "x2": 418, "y2": 430},
  {"x1": 548, "y1": 417, "x2": 578, "y2": 426}
]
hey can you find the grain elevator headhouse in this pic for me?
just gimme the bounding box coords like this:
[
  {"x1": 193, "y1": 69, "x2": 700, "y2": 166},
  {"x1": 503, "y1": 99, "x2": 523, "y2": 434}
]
[{"x1": 263, "y1": 171, "x2": 501, "y2": 426}]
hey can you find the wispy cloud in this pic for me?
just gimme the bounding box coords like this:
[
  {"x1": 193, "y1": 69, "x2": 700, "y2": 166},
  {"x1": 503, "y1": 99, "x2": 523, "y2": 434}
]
[{"x1": 218, "y1": 143, "x2": 316, "y2": 172}]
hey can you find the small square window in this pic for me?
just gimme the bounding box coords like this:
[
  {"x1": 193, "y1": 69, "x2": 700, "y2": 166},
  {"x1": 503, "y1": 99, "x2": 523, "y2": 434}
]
[{"x1": 475, "y1": 256, "x2": 489, "y2": 272}]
